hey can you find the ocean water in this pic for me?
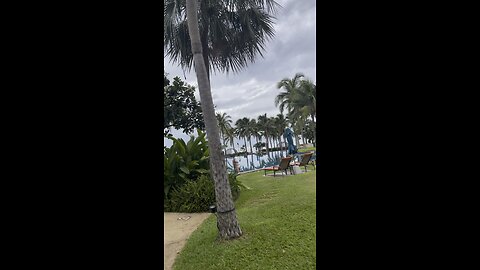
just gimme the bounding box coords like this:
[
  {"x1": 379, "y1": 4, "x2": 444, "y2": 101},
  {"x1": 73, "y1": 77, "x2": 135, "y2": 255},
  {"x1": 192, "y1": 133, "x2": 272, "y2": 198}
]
[{"x1": 225, "y1": 150, "x2": 291, "y2": 172}]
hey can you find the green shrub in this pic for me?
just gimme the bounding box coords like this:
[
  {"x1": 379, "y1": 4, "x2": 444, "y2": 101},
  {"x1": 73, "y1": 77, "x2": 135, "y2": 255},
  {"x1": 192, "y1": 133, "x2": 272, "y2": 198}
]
[
  {"x1": 164, "y1": 130, "x2": 210, "y2": 198},
  {"x1": 164, "y1": 172, "x2": 245, "y2": 213},
  {"x1": 166, "y1": 175, "x2": 215, "y2": 213}
]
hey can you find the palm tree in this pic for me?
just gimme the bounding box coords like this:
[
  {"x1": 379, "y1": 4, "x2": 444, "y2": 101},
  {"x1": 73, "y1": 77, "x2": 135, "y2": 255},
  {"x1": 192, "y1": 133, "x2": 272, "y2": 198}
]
[
  {"x1": 245, "y1": 118, "x2": 257, "y2": 155},
  {"x1": 246, "y1": 119, "x2": 257, "y2": 167},
  {"x1": 185, "y1": 0, "x2": 241, "y2": 239},
  {"x1": 290, "y1": 79, "x2": 316, "y2": 146},
  {"x1": 274, "y1": 113, "x2": 288, "y2": 156},
  {"x1": 303, "y1": 118, "x2": 315, "y2": 145},
  {"x1": 235, "y1": 117, "x2": 249, "y2": 153},
  {"x1": 257, "y1": 114, "x2": 270, "y2": 155},
  {"x1": 276, "y1": 73, "x2": 317, "y2": 148},
  {"x1": 226, "y1": 126, "x2": 236, "y2": 150},
  {"x1": 268, "y1": 116, "x2": 277, "y2": 150},
  {"x1": 275, "y1": 73, "x2": 305, "y2": 115},
  {"x1": 165, "y1": 0, "x2": 280, "y2": 79},
  {"x1": 286, "y1": 114, "x2": 301, "y2": 149},
  {"x1": 216, "y1": 112, "x2": 233, "y2": 151}
]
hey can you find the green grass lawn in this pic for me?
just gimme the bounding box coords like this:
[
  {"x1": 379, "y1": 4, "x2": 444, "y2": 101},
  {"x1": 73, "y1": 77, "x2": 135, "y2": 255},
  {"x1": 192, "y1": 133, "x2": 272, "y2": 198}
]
[
  {"x1": 298, "y1": 146, "x2": 316, "y2": 152},
  {"x1": 173, "y1": 165, "x2": 316, "y2": 270}
]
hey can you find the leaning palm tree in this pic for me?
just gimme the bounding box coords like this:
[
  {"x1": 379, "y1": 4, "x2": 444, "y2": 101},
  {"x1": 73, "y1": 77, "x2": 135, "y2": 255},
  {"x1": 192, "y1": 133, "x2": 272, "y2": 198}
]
[
  {"x1": 185, "y1": 0, "x2": 241, "y2": 239},
  {"x1": 165, "y1": 0, "x2": 280, "y2": 79}
]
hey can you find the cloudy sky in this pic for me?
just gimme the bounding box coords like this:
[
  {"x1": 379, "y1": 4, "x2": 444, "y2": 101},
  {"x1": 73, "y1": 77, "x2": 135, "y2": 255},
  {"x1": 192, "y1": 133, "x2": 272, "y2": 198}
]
[{"x1": 165, "y1": 0, "x2": 316, "y2": 146}]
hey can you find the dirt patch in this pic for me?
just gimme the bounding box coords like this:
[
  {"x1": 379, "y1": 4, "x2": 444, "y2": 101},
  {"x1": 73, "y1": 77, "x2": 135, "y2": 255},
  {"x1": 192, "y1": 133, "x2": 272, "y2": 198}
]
[{"x1": 164, "y1": 212, "x2": 211, "y2": 270}]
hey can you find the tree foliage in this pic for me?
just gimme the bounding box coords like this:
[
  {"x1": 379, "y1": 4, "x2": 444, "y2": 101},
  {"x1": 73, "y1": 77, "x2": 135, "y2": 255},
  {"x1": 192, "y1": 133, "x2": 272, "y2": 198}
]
[
  {"x1": 276, "y1": 73, "x2": 317, "y2": 146},
  {"x1": 163, "y1": 129, "x2": 210, "y2": 198},
  {"x1": 164, "y1": 0, "x2": 281, "y2": 77},
  {"x1": 164, "y1": 72, "x2": 205, "y2": 135}
]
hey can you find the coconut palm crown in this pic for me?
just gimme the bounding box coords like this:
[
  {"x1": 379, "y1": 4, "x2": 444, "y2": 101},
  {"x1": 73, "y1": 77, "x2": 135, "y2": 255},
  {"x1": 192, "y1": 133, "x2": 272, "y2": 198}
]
[{"x1": 164, "y1": 0, "x2": 281, "y2": 78}]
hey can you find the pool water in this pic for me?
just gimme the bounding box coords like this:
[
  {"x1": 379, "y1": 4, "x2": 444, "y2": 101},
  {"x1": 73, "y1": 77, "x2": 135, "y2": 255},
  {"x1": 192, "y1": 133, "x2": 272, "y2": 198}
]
[{"x1": 226, "y1": 150, "x2": 315, "y2": 172}]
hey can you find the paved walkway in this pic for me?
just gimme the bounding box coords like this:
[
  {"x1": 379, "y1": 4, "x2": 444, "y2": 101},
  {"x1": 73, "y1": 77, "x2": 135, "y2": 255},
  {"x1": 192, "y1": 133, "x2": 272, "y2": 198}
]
[{"x1": 164, "y1": 212, "x2": 211, "y2": 270}]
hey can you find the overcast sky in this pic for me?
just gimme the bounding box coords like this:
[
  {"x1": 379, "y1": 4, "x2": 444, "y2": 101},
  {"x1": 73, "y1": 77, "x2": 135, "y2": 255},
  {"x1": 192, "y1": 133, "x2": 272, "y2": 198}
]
[{"x1": 165, "y1": 0, "x2": 316, "y2": 145}]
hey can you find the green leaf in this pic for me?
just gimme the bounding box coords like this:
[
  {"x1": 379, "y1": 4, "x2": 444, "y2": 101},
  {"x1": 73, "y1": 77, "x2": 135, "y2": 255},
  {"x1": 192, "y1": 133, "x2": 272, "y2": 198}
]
[
  {"x1": 179, "y1": 166, "x2": 190, "y2": 174},
  {"x1": 196, "y1": 168, "x2": 209, "y2": 174}
]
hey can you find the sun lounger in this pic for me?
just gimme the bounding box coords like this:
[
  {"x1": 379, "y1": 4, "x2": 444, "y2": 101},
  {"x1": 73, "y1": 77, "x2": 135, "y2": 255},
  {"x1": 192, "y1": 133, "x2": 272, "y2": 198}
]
[{"x1": 263, "y1": 156, "x2": 292, "y2": 177}]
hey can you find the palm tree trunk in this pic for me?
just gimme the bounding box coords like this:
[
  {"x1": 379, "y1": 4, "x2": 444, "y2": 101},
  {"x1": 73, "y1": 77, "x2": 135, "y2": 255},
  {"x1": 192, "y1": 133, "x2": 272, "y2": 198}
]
[
  {"x1": 243, "y1": 137, "x2": 247, "y2": 154},
  {"x1": 202, "y1": 31, "x2": 209, "y2": 80},
  {"x1": 249, "y1": 137, "x2": 254, "y2": 167},
  {"x1": 248, "y1": 136, "x2": 253, "y2": 154},
  {"x1": 302, "y1": 130, "x2": 306, "y2": 146},
  {"x1": 257, "y1": 136, "x2": 260, "y2": 153},
  {"x1": 221, "y1": 132, "x2": 227, "y2": 166},
  {"x1": 199, "y1": 1, "x2": 210, "y2": 80},
  {"x1": 279, "y1": 136, "x2": 283, "y2": 157},
  {"x1": 186, "y1": 0, "x2": 242, "y2": 239},
  {"x1": 280, "y1": 134, "x2": 284, "y2": 156},
  {"x1": 265, "y1": 132, "x2": 269, "y2": 155}
]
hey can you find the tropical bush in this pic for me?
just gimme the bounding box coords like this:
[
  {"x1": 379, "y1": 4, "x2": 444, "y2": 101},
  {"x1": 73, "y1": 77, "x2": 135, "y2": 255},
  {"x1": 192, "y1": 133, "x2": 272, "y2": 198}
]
[
  {"x1": 164, "y1": 172, "x2": 245, "y2": 213},
  {"x1": 165, "y1": 174, "x2": 215, "y2": 212},
  {"x1": 164, "y1": 130, "x2": 210, "y2": 198}
]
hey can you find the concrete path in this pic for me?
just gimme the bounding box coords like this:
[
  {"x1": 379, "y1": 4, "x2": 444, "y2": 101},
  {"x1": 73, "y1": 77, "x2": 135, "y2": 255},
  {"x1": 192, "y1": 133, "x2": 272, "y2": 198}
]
[{"x1": 164, "y1": 212, "x2": 211, "y2": 270}]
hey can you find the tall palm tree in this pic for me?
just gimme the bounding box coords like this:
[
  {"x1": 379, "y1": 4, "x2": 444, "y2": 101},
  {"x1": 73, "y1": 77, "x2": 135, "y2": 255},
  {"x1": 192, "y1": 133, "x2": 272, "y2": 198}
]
[
  {"x1": 257, "y1": 114, "x2": 270, "y2": 155},
  {"x1": 252, "y1": 120, "x2": 263, "y2": 154},
  {"x1": 185, "y1": 0, "x2": 241, "y2": 239},
  {"x1": 245, "y1": 118, "x2": 258, "y2": 167},
  {"x1": 276, "y1": 73, "x2": 317, "y2": 148},
  {"x1": 274, "y1": 113, "x2": 288, "y2": 156},
  {"x1": 268, "y1": 116, "x2": 277, "y2": 150},
  {"x1": 275, "y1": 73, "x2": 305, "y2": 115},
  {"x1": 216, "y1": 112, "x2": 233, "y2": 151},
  {"x1": 235, "y1": 117, "x2": 249, "y2": 153},
  {"x1": 165, "y1": 0, "x2": 280, "y2": 79},
  {"x1": 303, "y1": 118, "x2": 315, "y2": 145},
  {"x1": 286, "y1": 114, "x2": 301, "y2": 149},
  {"x1": 226, "y1": 126, "x2": 236, "y2": 150},
  {"x1": 245, "y1": 118, "x2": 257, "y2": 155},
  {"x1": 290, "y1": 79, "x2": 316, "y2": 146}
]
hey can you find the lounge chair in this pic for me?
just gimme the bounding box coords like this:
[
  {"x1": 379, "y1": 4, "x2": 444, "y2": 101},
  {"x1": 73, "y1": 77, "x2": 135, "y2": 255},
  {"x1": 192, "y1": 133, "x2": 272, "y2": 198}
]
[
  {"x1": 263, "y1": 156, "x2": 292, "y2": 177},
  {"x1": 293, "y1": 152, "x2": 313, "y2": 172}
]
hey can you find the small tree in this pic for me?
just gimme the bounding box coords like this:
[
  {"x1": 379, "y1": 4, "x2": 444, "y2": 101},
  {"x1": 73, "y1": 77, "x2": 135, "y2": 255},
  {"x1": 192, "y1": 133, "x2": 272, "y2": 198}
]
[{"x1": 164, "y1": 73, "x2": 205, "y2": 135}]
